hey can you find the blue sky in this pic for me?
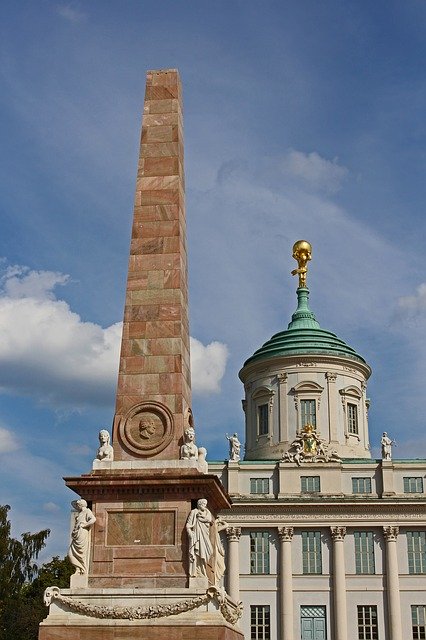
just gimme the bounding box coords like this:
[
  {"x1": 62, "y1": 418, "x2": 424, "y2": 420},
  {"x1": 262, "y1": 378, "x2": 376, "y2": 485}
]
[{"x1": 1, "y1": 0, "x2": 426, "y2": 558}]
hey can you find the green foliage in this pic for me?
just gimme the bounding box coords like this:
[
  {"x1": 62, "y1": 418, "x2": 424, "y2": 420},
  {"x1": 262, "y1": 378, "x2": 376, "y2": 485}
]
[{"x1": 0, "y1": 504, "x2": 72, "y2": 640}]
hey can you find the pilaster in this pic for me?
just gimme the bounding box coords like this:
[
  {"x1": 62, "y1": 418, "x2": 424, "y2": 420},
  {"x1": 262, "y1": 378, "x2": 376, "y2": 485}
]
[
  {"x1": 330, "y1": 526, "x2": 347, "y2": 640},
  {"x1": 278, "y1": 526, "x2": 294, "y2": 640},
  {"x1": 226, "y1": 527, "x2": 242, "y2": 602},
  {"x1": 383, "y1": 526, "x2": 402, "y2": 640}
]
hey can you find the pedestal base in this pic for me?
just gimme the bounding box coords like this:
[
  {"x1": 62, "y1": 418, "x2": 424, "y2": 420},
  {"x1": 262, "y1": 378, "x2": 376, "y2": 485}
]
[{"x1": 39, "y1": 586, "x2": 244, "y2": 640}]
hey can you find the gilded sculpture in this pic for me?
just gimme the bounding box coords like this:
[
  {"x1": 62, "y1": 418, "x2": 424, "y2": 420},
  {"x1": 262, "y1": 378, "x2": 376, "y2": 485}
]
[{"x1": 291, "y1": 239, "x2": 312, "y2": 288}]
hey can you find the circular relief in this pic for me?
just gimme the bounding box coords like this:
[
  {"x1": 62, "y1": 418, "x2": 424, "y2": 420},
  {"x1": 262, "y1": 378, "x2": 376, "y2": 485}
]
[{"x1": 118, "y1": 401, "x2": 174, "y2": 457}]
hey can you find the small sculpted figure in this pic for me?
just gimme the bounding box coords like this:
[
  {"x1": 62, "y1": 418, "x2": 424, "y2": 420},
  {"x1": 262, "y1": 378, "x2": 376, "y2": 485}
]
[
  {"x1": 291, "y1": 240, "x2": 312, "y2": 288},
  {"x1": 381, "y1": 432, "x2": 394, "y2": 461},
  {"x1": 226, "y1": 433, "x2": 241, "y2": 462},
  {"x1": 180, "y1": 427, "x2": 198, "y2": 460},
  {"x1": 186, "y1": 498, "x2": 213, "y2": 578},
  {"x1": 214, "y1": 516, "x2": 229, "y2": 585},
  {"x1": 95, "y1": 429, "x2": 114, "y2": 462},
  {"x1": 68, "y1": 499, "x2": 96, "y2": 575}
]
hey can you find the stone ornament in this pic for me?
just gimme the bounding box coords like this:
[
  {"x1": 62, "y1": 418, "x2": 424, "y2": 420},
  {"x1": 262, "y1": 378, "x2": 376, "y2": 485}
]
[
  {"x1": 180, "y1": 426, "x2": 208, "y2": 468},
  {"x1": 381, "y1": 432, "x2": 395, "y2": 461},
  {"x1": 330, "y1": 526, "x2": 346, "y2": 541},
  {"x1": 383, "y1": 526, "x2": 399, "y2": 541},
  {"x1": 226, "y1": 433, "x2": 241, "y2": 462},
  {"x1": 226, "y1": 526, "x2": 242, "y2": 542},
  {"x1": 43, "y1": 584, "x2": 243, "y2": 624},
  {"x1": 282, "y1": 424, "x2": 341, "y2": 466},
  {"x1": 118, "y1": 401, "x2": 174, "y2": 457},
  {"x1": 68, "y1": 499, "x2": 96, "y2": 575},
  {"x1": 186, "y1": 499, "x2": 228, "y2": 586},
  {"x1": 95, "y1": 429, "x2": 113, "y2": 462},
  {"x1": 278, "y1": 526, "x2": 294, "y2": 542}
]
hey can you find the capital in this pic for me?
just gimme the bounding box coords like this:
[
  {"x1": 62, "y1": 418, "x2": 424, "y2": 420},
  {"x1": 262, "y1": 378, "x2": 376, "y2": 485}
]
[
  {"x1": 383, "y1": 526, "x2": 399, "y2": 542},
  {"x1": 330, "y1": 526, "x2": 346, "y2": 541},
  {"x1": 277, "y1": 373, "x2": 288, "y2": 383},
  {"x1": 226, "y1": 526, "x2": 242, "y2": 542},
  {"x1": 278, "y1": 526, "x2": 294, "y2": 542},
  {"x1": 325, "y1": 372, "x2": 337, "y2": 382}
]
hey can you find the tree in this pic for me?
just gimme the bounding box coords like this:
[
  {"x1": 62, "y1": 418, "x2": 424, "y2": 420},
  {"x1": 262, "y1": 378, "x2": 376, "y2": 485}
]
[{"x1": 0, "y1": 504, "x2": 62, "y2": 640}]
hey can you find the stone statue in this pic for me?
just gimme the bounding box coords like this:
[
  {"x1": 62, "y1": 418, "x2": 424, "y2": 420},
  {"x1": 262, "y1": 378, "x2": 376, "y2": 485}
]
[
  {"x1": 291, "y1": 239, "x2": 312, "y2": 288},
  {"x1": 95, "y1": 429, "x2": 114, "y2": 462},
  {"x1": 226, "y1": 433, "x2": 241, "y2": 462},
  {"x1": 381, "y1": 432, "x2": 394, "y2": 461},
  {"x1": 186, "y1": 498, "x2": 213, "y2": 578},
  {"x1": 180, "y1": 427, "x2": 198, "y2": 460},
  {"x1": 213, "y1": 516, "x2": 229, "y2": 585},
  {"x1": 185, "y1": 499, "x2": 228, "y2": 586},
  {"x1": 68, "y1": 499, "x2": 96, "y2": 575}
]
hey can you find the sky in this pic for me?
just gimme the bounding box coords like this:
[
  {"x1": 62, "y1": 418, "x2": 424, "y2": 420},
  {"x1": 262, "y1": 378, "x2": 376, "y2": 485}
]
[{"x1": 1, "y1": 0, "x2": 426, "y2": 559}]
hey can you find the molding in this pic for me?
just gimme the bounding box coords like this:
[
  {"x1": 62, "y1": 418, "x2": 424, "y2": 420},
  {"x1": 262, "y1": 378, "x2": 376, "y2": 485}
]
[{"x1": 43, "y1": 586, "x2": 243, "y2": 625}]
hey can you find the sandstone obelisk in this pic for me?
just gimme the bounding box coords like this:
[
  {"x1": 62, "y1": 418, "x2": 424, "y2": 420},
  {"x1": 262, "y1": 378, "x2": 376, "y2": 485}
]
[
  {"x1": 113, "y1": 69, "x2": 191, "y2": 461},
  {"x1": 40, "y1": 70, "x2": 243, "y2": 640}
]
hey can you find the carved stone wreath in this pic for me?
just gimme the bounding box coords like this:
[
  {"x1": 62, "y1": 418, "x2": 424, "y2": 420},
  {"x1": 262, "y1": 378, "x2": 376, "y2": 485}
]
[{"x1": 43, "y1": 586, "x2": 243, "y2": 625}]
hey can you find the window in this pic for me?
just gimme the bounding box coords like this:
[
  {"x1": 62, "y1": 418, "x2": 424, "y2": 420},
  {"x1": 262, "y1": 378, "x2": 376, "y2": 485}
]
[
  {"x1": 302, "y1": 531, "x2": 322, "y2": 574},
  {"x1": 357, "y1": 605, "x2": 378, "y2": 639},
  {"x1": 404, "y1": 477, "x2": 424, "y2": 493},
  {"x1": 250, "y1": 532, "x2": 270, "y2": 574},
  {"x1": 407, "y1": 532, "x2": 426, "y2": 574},
  {"x1": 250, "y1": 478, "x2": 270, "y2": 494},
  {"x1": 250, "y1": 605, "x2": 270, "y2": 640},
  {"x1": 352, "y1": 477, "x2": 372, "y2": 494},
  {"x1": 354, "y1": 532, "x2": 375, "y2": 574},
  {"x1": 300, "y1": 399, "x2": 316, "y2": 427},
  {"x1": 412, "y1": 605, "x2": 426, "y2": 639},
  {"x1": 301, "y1": 476, "x2": 321, "y2": 493},
  {"x1": 258, "y1": 404, "x2": 269, "y2": 435},
  {"x1": 347, "y1": 403, "x2": 358, "y2": 434}
]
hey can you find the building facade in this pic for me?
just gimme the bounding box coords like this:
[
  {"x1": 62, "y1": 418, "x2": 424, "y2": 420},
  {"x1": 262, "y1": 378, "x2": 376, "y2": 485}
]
[{"x1": 210, "y1": 244, "x2": 426, "y2": 640}]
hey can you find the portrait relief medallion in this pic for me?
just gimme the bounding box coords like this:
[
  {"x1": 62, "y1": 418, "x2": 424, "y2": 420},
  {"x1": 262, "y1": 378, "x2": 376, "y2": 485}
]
[{"x1": 118, "y1": 401, "x2": 174, "y2": 457}]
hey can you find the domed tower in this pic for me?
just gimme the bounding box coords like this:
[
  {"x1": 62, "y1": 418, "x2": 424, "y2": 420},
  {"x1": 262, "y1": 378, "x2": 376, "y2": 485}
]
[{"x1": 239, "y1": 241, "x2": 372, "y2": 461}]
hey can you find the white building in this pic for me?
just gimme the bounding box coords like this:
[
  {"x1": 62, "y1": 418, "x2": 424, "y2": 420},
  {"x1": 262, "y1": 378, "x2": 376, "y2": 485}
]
[{"x1": 209, "y1": 244, "x2": 426, "y2": 640}]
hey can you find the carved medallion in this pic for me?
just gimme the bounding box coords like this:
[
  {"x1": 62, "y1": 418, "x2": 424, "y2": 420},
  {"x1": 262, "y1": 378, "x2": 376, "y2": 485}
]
[{"x1": 118, "y1": 401, "x2": 174, "y2": 457}]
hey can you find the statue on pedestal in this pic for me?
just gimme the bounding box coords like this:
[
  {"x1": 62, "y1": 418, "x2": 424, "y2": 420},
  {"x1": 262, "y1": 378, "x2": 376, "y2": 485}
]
[
  {"x1": 226, "y1": 433, "x2": 241, "y2": 462},
  {"x1": 381, "y1": 432, "x2": 394, "y2": 461},
  {"x1": 68, "y1": 499, "x2": 96, "y2": 575},
  {"x1": 186, "y1": 498, "x2": 213, "y2": 579}
]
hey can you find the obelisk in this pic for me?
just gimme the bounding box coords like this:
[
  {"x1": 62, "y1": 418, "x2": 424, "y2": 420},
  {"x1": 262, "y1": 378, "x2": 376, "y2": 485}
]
[
  {"x1": 41, "y1": 70, "x2": 243, "y2": 640},
  {"x1": 113, "y1": 69, "x2": 191, "y2": 461}
]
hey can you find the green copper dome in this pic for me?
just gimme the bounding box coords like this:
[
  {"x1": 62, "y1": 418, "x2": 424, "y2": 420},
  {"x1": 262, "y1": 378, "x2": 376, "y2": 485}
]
[{"x1": 244, "y1": 287, "x2": 367, "y2": 367}]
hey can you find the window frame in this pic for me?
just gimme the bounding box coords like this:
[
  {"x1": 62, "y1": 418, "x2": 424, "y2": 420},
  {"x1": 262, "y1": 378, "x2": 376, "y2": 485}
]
[
  {"x1": 407, "y1": 532, "x2": 426, "y2": 574},
  {"x1": 352, "y1": 477, "x2": 372, "y2": 494},
  {"x1": 404, "y1": 477, "x2": 424, "y2": 494},
  {"x1": 250, "y1": 477, "x2": 270, "y2": 495},
  {"x1": 250, "y1": 605, "x2": 270, "y2": 640},
  {"x1": 347, "y1": 402, "x2": 359, "y2": 435},
  {"x1": 357, "y1": 605, "x2": 378, "y2": 640},
  {"x1": 250, "y1": 531, "x2": 270, "y2": 575},
  {"x1": 291, "y1": 381, "x2": 323, "y2": 433},
  {"x1": 412, "y1": 605, "x2": 426, "y2": 640},
  {"x1": 302, "y1": 531, "x2": 322, "y2": 575},
  {"x1": 301, "y1": 475, "x2": 321, "y2": 493},
  {"x1": 354, "y1": 531, "x2": 375, "y2": 575}
]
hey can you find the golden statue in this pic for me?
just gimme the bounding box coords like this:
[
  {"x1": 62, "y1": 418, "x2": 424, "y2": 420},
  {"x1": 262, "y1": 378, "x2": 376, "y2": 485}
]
[
  {"x1": 302, "y1": 424, "x2": 317, "y2": 455},
  {"x1": 291, "y1": 240, "x2": 312, "y2": 288}
]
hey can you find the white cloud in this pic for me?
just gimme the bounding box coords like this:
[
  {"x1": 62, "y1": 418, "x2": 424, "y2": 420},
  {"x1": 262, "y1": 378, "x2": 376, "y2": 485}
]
[
  {"x1": 56, "y1": 4, "x2": 87, "y2": 23},
  {"x1": 282, "y1": 149, "x2": 348, "y2": 193},
  {"x1": 43, "y1": 502, "x2": 61, "y2": 513},
  {"x1": 0, "y1": 426, "x2": 20, "y2": 453},
  {"x1": 190, "y1": 337, "x2": 229, "y2": 394},
  {"x1": 0, "y1": 265, "x2": 121, "y2": 407},
  {"x1": 395, "y1": 283, "x2": 426, "y2": 326}
]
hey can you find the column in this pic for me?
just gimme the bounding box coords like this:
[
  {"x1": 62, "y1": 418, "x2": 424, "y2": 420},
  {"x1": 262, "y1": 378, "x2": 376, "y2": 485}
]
[
  {"x1": 226, "y1": 526, "x2": 241, "y2": 602},
  {"x1": 330, "y1": 526, "x2": 347, "y2": 640},
  {"x1": 278, "y1": 373, "x2": 288, "y2": 444},
  {"x1": 278, "y1": 526, "x2": 294, "y2": 640},
  {"x1": 383, "y1": 526, "x2": 402, "y2": 640},
  {"x1": 326, "y1": 372, "x2": 338, "y2": 444}
]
